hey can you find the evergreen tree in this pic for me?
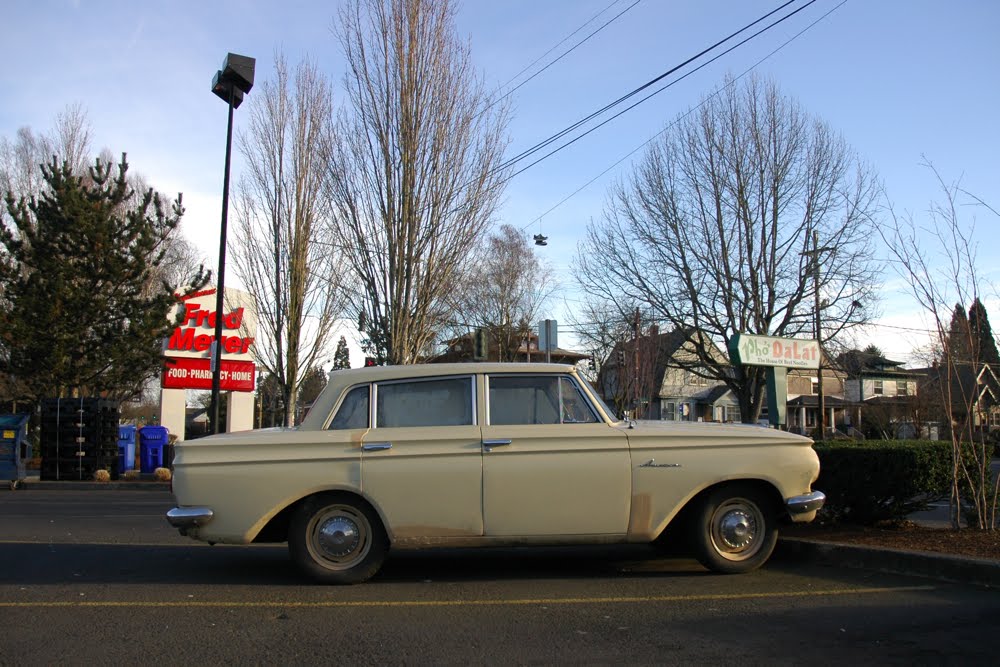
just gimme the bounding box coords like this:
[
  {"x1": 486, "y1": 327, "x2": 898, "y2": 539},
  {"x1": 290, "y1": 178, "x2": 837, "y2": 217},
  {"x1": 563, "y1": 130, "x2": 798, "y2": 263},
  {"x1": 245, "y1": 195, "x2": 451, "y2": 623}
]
[
  {"x1": 298, "y1": 365, "x2": 328, "y2": 408},
  {"x1": 332, "y1": 336, "x2": 351, "y2": 370},
  {"x1": 862, "y1": 344, "x2": 885, "y2": 359},
  {"x1": 0, "y1": 154, "x2": 203, "y2": 401},
  {"x1": 944, "y1": 303, "x2": 972, "y2": 367},
  {"x1": 967, "y1": 297, "x2": 1000, "y2": 367}
]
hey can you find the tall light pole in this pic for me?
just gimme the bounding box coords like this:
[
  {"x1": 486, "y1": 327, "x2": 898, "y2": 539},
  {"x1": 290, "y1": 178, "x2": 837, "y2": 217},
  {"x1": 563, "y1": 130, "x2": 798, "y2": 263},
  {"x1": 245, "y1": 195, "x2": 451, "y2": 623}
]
[{"x1": 209, "y1": 53, "x2": 255, "y2": 434}]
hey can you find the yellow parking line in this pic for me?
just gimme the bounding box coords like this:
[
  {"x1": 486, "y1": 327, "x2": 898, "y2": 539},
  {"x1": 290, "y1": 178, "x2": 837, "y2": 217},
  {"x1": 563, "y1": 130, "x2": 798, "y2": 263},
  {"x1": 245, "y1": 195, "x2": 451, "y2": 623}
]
[
  {"x1": 0, "y1": 540, "x2": 256, "y2": 548},
  {"x1": 0, "y1": 586, "x2": 935, "y2": 608}
]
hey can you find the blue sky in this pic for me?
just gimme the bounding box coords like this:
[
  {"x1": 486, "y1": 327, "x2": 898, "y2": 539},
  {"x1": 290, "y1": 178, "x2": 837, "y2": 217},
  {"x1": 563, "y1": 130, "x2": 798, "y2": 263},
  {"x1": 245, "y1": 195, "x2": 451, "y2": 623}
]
[{"x1": 2, "y1": 0, "x2": 998, "y2": 364}]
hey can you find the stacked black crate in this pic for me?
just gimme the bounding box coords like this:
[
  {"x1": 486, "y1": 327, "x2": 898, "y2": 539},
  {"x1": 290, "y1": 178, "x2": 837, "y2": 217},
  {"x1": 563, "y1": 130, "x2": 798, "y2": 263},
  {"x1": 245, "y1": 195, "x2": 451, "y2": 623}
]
[{"x1": 39, "y1": 398, "x2": 120, "y2": 481}]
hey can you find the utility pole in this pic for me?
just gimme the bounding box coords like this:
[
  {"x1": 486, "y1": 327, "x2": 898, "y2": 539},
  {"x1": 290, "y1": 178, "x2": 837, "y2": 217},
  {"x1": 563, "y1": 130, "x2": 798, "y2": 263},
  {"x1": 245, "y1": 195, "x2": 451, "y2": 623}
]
[
  {"x1": 633, "y1": 307, "x2": 641, "y2": 418},
  {"x1": 802, "y1": 230, "x2": 831, "y2": 438}
]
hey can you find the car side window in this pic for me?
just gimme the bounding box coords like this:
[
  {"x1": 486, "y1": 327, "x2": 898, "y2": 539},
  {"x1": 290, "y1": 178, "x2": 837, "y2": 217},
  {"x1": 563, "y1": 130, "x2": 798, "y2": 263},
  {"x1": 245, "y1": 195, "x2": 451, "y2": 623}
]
[
  {"x1": 328, "y1": 385, "x2": 370, "y2": 430},
  {"x1": 559, "y1": 377, "x2": 598, "y2": 423},
  {"x1": 489, "y1": 375, "x2": 597, "y2": 425},
  {"x1": 375, "y1": 377, "x2": 473, "y2": 428}
]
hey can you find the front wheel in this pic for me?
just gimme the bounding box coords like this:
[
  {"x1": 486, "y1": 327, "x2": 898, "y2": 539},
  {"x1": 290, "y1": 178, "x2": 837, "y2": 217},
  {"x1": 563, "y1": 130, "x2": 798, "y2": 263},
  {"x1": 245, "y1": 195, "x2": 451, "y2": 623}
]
[
  {"x1": 288, "y1": 494, "x2": 388, "y2": 584},
  {"x1": 692, "y1": 485, "x2": 777, "y2": 574}
]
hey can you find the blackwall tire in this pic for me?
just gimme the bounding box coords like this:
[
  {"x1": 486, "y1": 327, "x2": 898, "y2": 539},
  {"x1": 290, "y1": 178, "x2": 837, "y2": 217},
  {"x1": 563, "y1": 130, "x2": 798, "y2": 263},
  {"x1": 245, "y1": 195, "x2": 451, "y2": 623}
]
[
  {"x1": 288, "y1": 494, "x2": 388, "y2": 584},
  {"x1": 692, "y1": 485, "x2": 777, "y2": 574}
]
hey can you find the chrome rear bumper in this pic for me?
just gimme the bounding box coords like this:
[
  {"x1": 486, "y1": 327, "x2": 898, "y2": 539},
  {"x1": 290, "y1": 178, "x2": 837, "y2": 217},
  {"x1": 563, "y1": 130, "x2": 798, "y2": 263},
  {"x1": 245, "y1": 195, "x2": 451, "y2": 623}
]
[
  {"x1": 166, "y1": 506, "x2": 214, "y2": 535},
  {"x1": 785, "y1": 490, "x2": 826, "y2": 515}
]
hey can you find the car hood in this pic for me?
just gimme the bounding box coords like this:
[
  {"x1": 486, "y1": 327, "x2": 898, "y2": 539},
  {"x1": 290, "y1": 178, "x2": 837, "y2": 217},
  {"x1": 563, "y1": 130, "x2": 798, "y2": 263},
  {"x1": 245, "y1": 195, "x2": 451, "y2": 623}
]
[{"x1": 617, "y1": 419, "x2": 814, "y2": 447}]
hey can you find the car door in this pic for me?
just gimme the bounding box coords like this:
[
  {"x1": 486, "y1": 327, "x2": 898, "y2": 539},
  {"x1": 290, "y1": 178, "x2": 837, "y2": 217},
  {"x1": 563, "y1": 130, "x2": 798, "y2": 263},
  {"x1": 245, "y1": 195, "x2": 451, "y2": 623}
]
[
  {"x1": 360, "y1": 375, "x2": 483, "y2": 540},
  {"x1": 480, "y1": 374, "x2": 630, "y2": 537}
]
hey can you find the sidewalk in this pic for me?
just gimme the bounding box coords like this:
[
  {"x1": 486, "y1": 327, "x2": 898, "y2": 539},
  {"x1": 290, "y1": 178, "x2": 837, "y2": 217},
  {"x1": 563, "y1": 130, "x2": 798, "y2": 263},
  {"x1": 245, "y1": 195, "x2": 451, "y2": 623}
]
[{"x1": 9, "y1": 472, "x2": 170, "y2": 491}]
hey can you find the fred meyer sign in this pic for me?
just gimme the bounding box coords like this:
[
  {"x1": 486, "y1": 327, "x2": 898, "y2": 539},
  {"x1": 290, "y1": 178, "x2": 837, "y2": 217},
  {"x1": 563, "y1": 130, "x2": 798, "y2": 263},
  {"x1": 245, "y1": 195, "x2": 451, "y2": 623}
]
[
  {"x1": 162, "y1": 288, "x2": 257, "y2": 392},
  {"x1": 728, "y1": 334, "x2": 820, "y2": 369},
  {"x1": 163, "y1": 358, "x2": 255, "y2": 392}
]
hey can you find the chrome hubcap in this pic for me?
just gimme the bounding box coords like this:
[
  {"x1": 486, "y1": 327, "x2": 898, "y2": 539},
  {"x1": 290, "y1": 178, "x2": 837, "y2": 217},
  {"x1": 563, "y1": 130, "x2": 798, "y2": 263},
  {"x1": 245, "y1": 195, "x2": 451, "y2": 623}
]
[
  {"x1": 710, "y1": 498, "x2": 764, "y2": 561},
  {"x1": 307, "y1": 504, "x2": 372, "y2": 570},
  {"x1": 718, "y1": 509, "x2": 755, "y2": 550},
  {"x1": 317, "y1": 516, "x2": 360, "y2": 559}
]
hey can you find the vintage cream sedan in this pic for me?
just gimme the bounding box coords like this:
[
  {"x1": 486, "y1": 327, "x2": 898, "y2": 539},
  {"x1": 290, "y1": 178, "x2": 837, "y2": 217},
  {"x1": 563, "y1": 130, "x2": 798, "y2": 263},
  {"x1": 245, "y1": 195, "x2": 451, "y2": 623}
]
[{"x1": 167, "y1": 363, "x2": 824, "y2": 584}]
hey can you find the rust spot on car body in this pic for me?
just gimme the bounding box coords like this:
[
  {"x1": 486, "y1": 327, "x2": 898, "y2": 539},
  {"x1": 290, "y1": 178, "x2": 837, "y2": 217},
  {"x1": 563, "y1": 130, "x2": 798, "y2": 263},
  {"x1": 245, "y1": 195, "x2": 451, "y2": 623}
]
[
  {"x1": 390, "y1": 525, "x2": 482, "y2": 545},
  {"x1": 629, "y1": 492, "x2": 652, "y2": 536}
]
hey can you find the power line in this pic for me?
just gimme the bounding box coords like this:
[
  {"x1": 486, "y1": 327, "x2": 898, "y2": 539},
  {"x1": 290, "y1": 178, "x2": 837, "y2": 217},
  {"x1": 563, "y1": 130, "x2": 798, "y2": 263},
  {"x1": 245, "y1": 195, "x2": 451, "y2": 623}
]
[
  {"x1": 496, "y1": 0, "x2": 808, "y2": 173},
  {"x1": 490, "y1": 0, "x2": 643, "y2": 109},
  {"x1": 521, "y1": 0, "x2": 845, "y2": 231},
  {"x1": 509, "y1": 0, "x2": 825, "y2": 183}
]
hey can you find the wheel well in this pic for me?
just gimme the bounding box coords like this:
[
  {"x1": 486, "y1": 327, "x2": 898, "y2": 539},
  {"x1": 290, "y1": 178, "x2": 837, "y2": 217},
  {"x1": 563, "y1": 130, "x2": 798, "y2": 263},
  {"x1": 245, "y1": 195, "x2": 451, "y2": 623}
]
[
  {"x1": 251, "y1": 490, "x2": 381, "y2": 544},
  {"x1": 654, "y1": 479, "x2": 784, "y2": 546}
]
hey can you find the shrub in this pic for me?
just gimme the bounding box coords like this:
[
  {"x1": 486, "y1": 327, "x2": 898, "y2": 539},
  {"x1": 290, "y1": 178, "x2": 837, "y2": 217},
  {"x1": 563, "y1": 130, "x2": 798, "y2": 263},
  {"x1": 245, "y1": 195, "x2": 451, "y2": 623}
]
[
  {"x1": 813, "y1": 440, "x2": 952, "y2": 525},
  {"x1": 153, "y1": 467, "x2": 172, "y2": 482},
  {"x1": 122, "y1": 469, "x2": 140, "y2": 481},
  {"x1": 93, "y1": 469, "x2": 111, "y2": 483}
]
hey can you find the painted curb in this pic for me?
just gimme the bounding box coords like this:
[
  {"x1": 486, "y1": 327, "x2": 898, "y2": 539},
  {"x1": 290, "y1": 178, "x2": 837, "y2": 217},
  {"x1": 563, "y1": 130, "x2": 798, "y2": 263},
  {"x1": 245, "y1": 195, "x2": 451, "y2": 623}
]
[{"x1": 777, "y1": 537, "x2": 1000, "y2": 589}]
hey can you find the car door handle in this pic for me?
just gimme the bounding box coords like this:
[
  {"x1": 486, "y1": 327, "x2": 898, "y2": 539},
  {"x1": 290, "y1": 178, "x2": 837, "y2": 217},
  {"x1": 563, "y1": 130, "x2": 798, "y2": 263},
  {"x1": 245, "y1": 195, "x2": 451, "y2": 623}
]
[
  {"x1": 362, "y1": 442, "x2": 392, "y2": 452},
  {"x1": 482, "y1": 439, "x2": 512, "y2": 452}
]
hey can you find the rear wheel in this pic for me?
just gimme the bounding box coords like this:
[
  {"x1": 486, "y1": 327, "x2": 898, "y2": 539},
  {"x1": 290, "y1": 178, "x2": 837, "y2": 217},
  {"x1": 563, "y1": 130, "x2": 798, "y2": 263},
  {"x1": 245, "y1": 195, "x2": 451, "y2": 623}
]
[
  {"x1": 288, "y1": 494, "x2": 387, "y2": 584},
  {"x1": 692, "y1": 485, "x2": 777, "y2": 574}
]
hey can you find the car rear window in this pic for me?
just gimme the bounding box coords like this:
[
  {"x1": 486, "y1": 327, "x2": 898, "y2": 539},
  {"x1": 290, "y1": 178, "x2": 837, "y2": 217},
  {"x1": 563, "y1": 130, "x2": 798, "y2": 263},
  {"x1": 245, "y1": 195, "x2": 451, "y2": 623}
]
[{"x1": 375, "y1": 377, "x2": 474, "y2": 428}]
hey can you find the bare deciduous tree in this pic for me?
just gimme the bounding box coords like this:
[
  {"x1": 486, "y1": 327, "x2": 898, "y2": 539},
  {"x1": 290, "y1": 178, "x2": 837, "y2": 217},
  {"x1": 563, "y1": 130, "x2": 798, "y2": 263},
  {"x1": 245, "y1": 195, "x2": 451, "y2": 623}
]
[
  {"x1": 564, "y1": 299, "x2": 636, "y2": 379},
  {"x1": 232, "y1": 54, "x2": 347, "y2": 427},
  {"x1": 574, "y1": 75, "x2": 880, "y2": 423},
  {"x1": 1, "y1": 103, "x2": 93, "y2": 228},
  {"x1": 2, "y1": 108, "x2": 202, "y2": 288},
  {"x1": 879, "y1": 162, "x2": 998, "y2": 531},
  {"x1": 450, "y1": 224, "x2": 554, "y2": 361},
  {"x1": 327, "y1": 0, "x2": 510, "y2": 364}
]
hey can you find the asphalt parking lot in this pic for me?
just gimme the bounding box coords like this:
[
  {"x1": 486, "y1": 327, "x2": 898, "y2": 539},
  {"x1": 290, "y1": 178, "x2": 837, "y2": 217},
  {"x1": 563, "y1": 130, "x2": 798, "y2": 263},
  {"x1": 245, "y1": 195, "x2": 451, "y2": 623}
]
[{"x1": 1, "y1": 487, "x2": 997, "y2": 664}]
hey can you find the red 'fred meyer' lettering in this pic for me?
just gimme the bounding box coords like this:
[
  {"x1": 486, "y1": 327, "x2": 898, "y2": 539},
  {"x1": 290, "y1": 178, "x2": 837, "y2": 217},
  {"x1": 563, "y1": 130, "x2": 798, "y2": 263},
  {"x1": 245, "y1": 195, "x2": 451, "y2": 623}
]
[
  {"x1": 182, "y1": 303, "x2": 245, "y2": 330},
  {"x1": 167, "y1": 327, "x2": 254, "y2": 354}
]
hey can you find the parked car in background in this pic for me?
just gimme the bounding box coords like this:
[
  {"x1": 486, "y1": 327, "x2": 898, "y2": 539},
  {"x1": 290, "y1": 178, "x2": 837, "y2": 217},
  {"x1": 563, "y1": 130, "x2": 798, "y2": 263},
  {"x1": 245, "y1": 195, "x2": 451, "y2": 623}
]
[{"x1": 168, "y1": 363, "x2": 824, "y2": 584}]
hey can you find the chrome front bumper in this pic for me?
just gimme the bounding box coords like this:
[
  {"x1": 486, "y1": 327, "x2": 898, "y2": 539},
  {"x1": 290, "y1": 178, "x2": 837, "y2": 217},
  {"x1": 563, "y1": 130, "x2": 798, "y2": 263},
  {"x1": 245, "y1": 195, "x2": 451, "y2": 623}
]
[
  {"x1": 166, "y1": 506, "x2": 214, "y2": 535},
  {"x1": 785, "y1": 490, "x2": 826, "y2": 515}
]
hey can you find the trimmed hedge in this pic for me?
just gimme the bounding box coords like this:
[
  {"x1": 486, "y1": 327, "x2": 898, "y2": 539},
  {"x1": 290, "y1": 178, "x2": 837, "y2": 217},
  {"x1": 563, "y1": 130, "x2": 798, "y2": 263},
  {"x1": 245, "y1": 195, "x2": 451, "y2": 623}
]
[{"x1": 813, "y1": 440, "x2": 952, "y2": 525}]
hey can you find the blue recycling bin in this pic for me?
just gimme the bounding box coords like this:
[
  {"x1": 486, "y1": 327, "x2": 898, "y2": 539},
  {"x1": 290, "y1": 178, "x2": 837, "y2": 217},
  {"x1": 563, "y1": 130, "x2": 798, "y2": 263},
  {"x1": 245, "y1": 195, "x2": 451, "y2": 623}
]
[
  {"x1": 139, "y1": 425, "x2": 169, "y2": 473},
  {"x1": 0, "y1": 414, "x2": 31, "y2": 488},
  {"x1": 118, "y1": 425, "x2": 137, "y2": 473}
]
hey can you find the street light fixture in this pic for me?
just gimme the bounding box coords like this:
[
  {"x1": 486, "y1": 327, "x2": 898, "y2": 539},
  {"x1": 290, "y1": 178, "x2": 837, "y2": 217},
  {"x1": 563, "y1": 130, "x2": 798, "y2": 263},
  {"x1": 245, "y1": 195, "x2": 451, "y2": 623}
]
[{"x1": 209, "y1": 52, "x2": 255, "y2": 434}]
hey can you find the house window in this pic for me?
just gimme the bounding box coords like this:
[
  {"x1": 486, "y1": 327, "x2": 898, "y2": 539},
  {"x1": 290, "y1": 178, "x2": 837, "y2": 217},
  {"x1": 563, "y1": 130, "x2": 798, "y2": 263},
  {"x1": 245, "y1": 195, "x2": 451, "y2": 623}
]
[
  {"x1": 663, "y1": 402, "x2": 676, "y2": 421},
  {"x1": 688, "y1": 370, "x2": 708, "y2": 386},
  {"x1": 873, "y1": 380, "x2": 884, "y2": 396},
  {"x1": 810, "y1": 378, "x2": 819, "y2": 395},
  {"x1": 727, "y1": 406, "x2": 741, "y2": 423},
  {"x1": 897, "y1": 380, "x2": 909, "y2": 396}
]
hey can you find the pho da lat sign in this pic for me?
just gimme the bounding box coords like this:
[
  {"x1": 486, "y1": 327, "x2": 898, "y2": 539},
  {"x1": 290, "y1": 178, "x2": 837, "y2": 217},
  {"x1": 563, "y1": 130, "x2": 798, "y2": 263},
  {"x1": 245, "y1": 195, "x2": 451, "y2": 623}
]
[
  {"x1": 727, "y1": 334, "x2": 820, "y2": 428},
  {"x1": 728, "y1": 334, "x2": 820, "y2": 369},
  {"x1": 161, "y1": 287, "x2": 257, "y2": 392}
]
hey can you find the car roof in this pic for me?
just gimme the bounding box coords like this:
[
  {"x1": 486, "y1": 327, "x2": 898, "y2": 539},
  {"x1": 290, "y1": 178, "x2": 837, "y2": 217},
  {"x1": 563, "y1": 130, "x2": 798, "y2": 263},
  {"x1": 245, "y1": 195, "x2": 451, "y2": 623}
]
[{"x1": 300, "y1": 362, "x2": 580, "y2": 429}]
